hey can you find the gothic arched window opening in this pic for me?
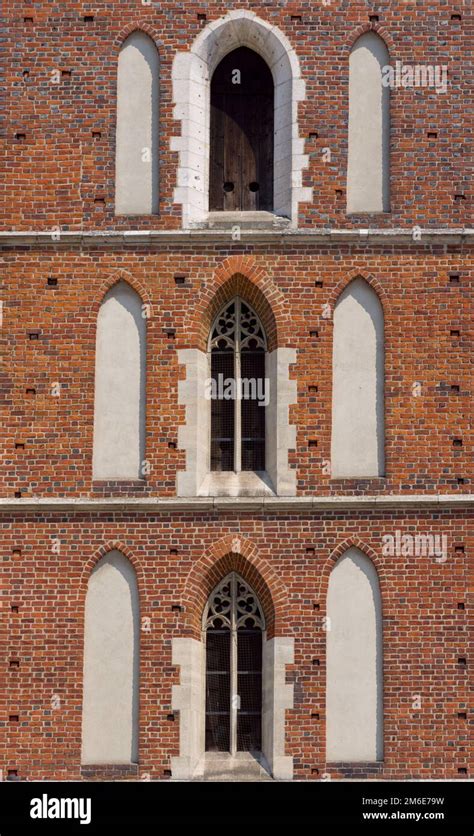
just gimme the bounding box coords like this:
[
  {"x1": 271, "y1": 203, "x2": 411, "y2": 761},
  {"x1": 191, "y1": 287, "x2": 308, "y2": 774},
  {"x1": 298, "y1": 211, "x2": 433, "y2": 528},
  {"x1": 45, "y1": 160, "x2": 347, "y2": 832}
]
[
  {"x1": 203, "y1": 572, "x2": 265, "y2": 754},
  {"x1": 209, "y1": 298, "x2": 267, "y2": 473}
]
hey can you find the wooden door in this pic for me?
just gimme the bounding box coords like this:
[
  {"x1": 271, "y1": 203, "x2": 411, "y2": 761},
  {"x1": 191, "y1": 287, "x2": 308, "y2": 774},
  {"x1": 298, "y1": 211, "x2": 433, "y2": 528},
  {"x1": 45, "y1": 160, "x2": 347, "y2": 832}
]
[{"x1": 210, "y1": 47, "x2": 274, "y2": 212}]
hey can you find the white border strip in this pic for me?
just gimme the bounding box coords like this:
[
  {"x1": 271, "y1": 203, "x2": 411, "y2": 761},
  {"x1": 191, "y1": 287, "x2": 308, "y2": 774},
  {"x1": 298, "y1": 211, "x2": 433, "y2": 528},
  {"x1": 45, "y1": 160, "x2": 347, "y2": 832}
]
[
  {"x1": 0, "y1": 494, "x2": 471, "y2": 513},
  {"x1": 0, "y1": 229, "x2": 473, "y2": 247}
]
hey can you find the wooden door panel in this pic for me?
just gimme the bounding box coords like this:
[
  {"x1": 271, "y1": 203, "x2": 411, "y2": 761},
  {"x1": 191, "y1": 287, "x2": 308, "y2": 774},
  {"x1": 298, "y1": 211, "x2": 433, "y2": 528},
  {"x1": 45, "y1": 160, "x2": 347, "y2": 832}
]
[{"x1": 210, "y1": 47, "x2": 274, "y2": 212}]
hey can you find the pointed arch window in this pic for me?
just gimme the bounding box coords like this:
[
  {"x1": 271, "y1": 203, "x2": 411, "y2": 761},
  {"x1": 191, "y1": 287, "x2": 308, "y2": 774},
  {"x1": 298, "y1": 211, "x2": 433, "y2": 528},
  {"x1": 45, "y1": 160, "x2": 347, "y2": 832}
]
[
  {"x1": 209, "y1": 298, "x2": 267, "y2": 473},
  {"x1": 203, "y1": 572, "x2": 265, "y2": 754}
]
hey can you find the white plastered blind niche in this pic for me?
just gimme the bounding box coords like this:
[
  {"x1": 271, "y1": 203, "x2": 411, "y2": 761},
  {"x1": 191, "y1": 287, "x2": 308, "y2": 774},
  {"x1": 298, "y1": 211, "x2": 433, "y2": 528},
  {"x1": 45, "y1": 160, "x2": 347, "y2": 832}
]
[
  {"x1": 115, "y1": 31, "x2": 159, "y2": 215},
  {"x1": 326, "y1": 547, "x2": 383, "y2": 762},
  {"x1": 346, "y1": 32, "x2": 390, "y2": 214},
  {"x1": 92, "y1": 281, "x2": 146, "y2": 480}
]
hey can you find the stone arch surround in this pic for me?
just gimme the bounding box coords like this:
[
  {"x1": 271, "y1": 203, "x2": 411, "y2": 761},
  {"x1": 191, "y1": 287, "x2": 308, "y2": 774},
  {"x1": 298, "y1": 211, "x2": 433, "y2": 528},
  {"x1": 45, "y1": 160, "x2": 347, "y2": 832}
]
[{"x1": 171, "y1": 9, "x2": 312, "y2": 227}]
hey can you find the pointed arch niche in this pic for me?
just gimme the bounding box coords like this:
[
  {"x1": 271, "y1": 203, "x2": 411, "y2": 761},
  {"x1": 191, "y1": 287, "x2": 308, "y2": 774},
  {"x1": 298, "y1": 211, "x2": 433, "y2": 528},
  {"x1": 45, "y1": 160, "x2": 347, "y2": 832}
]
[
  {"x1": 92, "y1": 281, "x2": 146, "y2": 480},
  {"x1": 171, "y1": 560, "x2": 294, "y2": 780},
  {"x1": 347, "y1": 32, "x2": 390, "y2": 213},
  {"x1": 115, "y1": 31, "x2": 159, "y2": 215},
  {"x1": 81, "y1": 551, "x2": 140, "y2": 764},
  {"x1": 171, "y1": 9, "x2": 311, "y2": 228},
  {"x1": 326, "y1": 547, "x2": 383, "y2": 762},
  {"x1": 330, "y1": 277, "x2": 385, "y2": 478}
]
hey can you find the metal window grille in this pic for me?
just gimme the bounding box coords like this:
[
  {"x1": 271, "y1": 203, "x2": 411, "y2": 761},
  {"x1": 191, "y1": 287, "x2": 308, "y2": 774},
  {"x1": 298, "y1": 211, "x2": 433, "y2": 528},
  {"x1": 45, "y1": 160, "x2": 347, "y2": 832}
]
[
  {"x1": 203, "y1": 573, "x2": 264, "y2": 754},
  {"x1": 209, "y1": 298, "x2": 267, "y2": 473}
]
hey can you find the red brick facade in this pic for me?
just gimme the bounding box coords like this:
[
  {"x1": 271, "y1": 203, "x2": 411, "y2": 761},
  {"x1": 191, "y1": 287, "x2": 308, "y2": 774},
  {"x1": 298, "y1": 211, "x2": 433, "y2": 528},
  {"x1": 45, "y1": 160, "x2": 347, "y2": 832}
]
[{"x1": 1, "y1": 1, "x2": 472, "y2": 782}]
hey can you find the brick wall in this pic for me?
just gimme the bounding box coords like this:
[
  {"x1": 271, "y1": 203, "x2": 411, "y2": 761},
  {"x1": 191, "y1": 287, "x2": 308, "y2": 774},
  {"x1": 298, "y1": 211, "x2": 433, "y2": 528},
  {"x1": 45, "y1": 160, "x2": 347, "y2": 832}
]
[
  {"x1": 1, "y1": 248, "x2": 472, "y2": 497},
  {"x1": 1, "y1": 0, "x2": 472, "y2": 782},
  {"x1": 2, "y1": 1, "x2": 471, "y2": 230},
  {"x1": 1, "y1": 511, "x2": 471, "y2": 780}
]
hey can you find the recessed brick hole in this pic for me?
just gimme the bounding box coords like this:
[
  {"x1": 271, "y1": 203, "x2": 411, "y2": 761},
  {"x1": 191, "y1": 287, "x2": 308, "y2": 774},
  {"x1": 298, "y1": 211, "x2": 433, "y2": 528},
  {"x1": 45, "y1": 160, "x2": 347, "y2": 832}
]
[
  {"x1": 311, "y1": 768, "x2": 319, "y2": 775},
  {"x1": 22, "y1": 70, "x2": 29, "y2": 79},
  {"x1": 454, "y1": 193, "x2": 465, "y2": 201},
  {"x1": 15, "y1": 132, "x2": 26, "y2": 142},
  {"x1": 167, "y1": 714, "x2": 175, "y2": 721},
  {"x1": 169, "y1": 548, "x2": 178, "y2": 555},
  {"x1": 457, "y1": 602, "x2": 465, "y2": 609},
  {"x1": 305, "y1": 546, "x2": 315, "y2": 554},
  {"x1": 457, "y1": 657, "x2": 467, "y2": 666},
  {"x1": 11, "y1": 605, "x2": 19, "y2": 613},
  {"x1": 26, "y1": 387, "x2": 36, "y2": 396},
  {"x1": 454, "y1": 545, "x2": 465, "y2": 553},
  {"x1": 7, "y1": 770, "x2": 18, "y2": 779},
  {"x1": 335, "y1": 189, "x2": 343, "y2": 198},
  {"x1": 290, "y1": 15, "x2": 302, "y2": 22},
  {"x1": 450, "y1": 329, "x2": 460, "y2": 337},
  {"x1": 47, "y1": 276, "x2": 58, "y2": 286},
  {"x1": 314, "y1": 280, "x2": 323, "y2": 287},
  {"x1": 9, "y1": 715, "x2": 19, "y2": 723},
  {"x1": 369, "y1": 15, "x2": 379, "y2": 22},
  {"x1": 14, "y1": 491, "x2": 22, "y2": 498},
  {"x1": 83, "y1": 15, "x2": 94, "y2": 22},
  {"x1": 312, "y1": 659, "x2": 320, "y2": 666},
  {"x1": 451, "y1": 14, "x2": 462, "y2": 21},
  {"x1": 171, "y1": 604, "x2": 183, "y2": 613},
  {"x1": 15, "y1": 442, "x2": 25, "y2": 450},
  {"x1": 456, "y1": 477, "x2": 465, "y2": 485},
  {"x1": 23, "y1": 16, "x2": 33, "y2": 23},
  {"x1": 28, "y1": 331, "x2": 39, "y2": 340},
  {"x1": 163, "y1": 769, "x2": 172, "y2": 778},
  {"x1": 457, "y1": 767, "x2": 467, "y2": 775},
  {"x1": 12, "y1": 549, "x2": 21, "y2": 557},
  {"x1": 308, "y1": 439, "x2": 318, "y2": 447},
  {"x1": 309, "y1": 131, "x2": 319, "y2": 140},
  {"x1": 168, "y1": 441, "x2": 177, "y2": 449},
  {"x1": 308, "y1": 385, "x2": 318, "y2": 393},
  {"x1": 94, "y1": 197, "x2": 105, "y2": 205},
  {"x1": 311, "y1": 712, "x2": 320, "y2": 720},
  {"x1": 9, "y1": 660, "x2": 20, "y2": 668},
  {"x1": 61, "y1": 70, "x2": 72, "y2": 80},
  {"x1": 313, "y1": 603, "x2": 320, "y2": 611},
  {"x1": 197, "y1": 13, "x2": 206, "y2": 21},
  {"x1": 92, "y1": 131, "x2": 101, "y2": 139},
  {"x1": 449, "y1": 273, "x2": 460, "y2": 283},
  {"x1": 452, "y1": 438, "x2": 463, "y2": 446},
  {"x1": 451, "y1": 384, "x2": 460, "y2": 393},
  {"x1": 163, "y1": 327, "x2": 176, "y2": 338},
  {"x1": 174, "y1": 274, "x2": 187, "y2": 285},
  {"x1": 309, "y1": 330, "x2": 319, "y2": 338},
  {"x1": 427, "y1": 131, "x2": 438, "y2": 139},
  {"x1": 457, "y1": 712, "x2": 467, "y2": 719}
]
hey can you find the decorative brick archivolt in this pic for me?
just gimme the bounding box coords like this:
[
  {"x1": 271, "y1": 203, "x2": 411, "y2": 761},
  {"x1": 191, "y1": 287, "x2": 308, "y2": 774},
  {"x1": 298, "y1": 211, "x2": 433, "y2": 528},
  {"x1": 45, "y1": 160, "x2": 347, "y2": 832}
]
[
  {"x1": 346, "y1": 23, "x2": 395, "y2": 54},
  {"x1": 181, "y1": 534, "x2": 289, "y2": 639},
  {"x1": 318, "y1": 538, "x2": 387, "y2": 605},
  {"x1": 189, "y1": 255, "x2": 292, "y2": 352},
  {"x1": 328, "y1": 270, "x2": 388, "y2": 314},
  {"x1": 77, "y1": 540, "x2": 145, "y2": 609},
  {"x1": 89, "y1": 269, "x2": 151, "y2": 318},
  {"x1": 114, "y1": 22, "x2": 164, "y2": 51}
]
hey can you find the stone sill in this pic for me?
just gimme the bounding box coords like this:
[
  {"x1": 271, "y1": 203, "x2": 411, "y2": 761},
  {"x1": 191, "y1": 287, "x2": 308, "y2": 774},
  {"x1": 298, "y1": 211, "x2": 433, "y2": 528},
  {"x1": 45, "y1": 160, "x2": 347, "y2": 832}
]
[
  {"x1": 198, "y1": 470, "x2": 275, "y2": 497},
  {"x1": 0, "y1": 494, "x2": 471, "y2": 513},
  {"x1": 0, "y1": 228, "x2": 472, "y2": 247}
]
